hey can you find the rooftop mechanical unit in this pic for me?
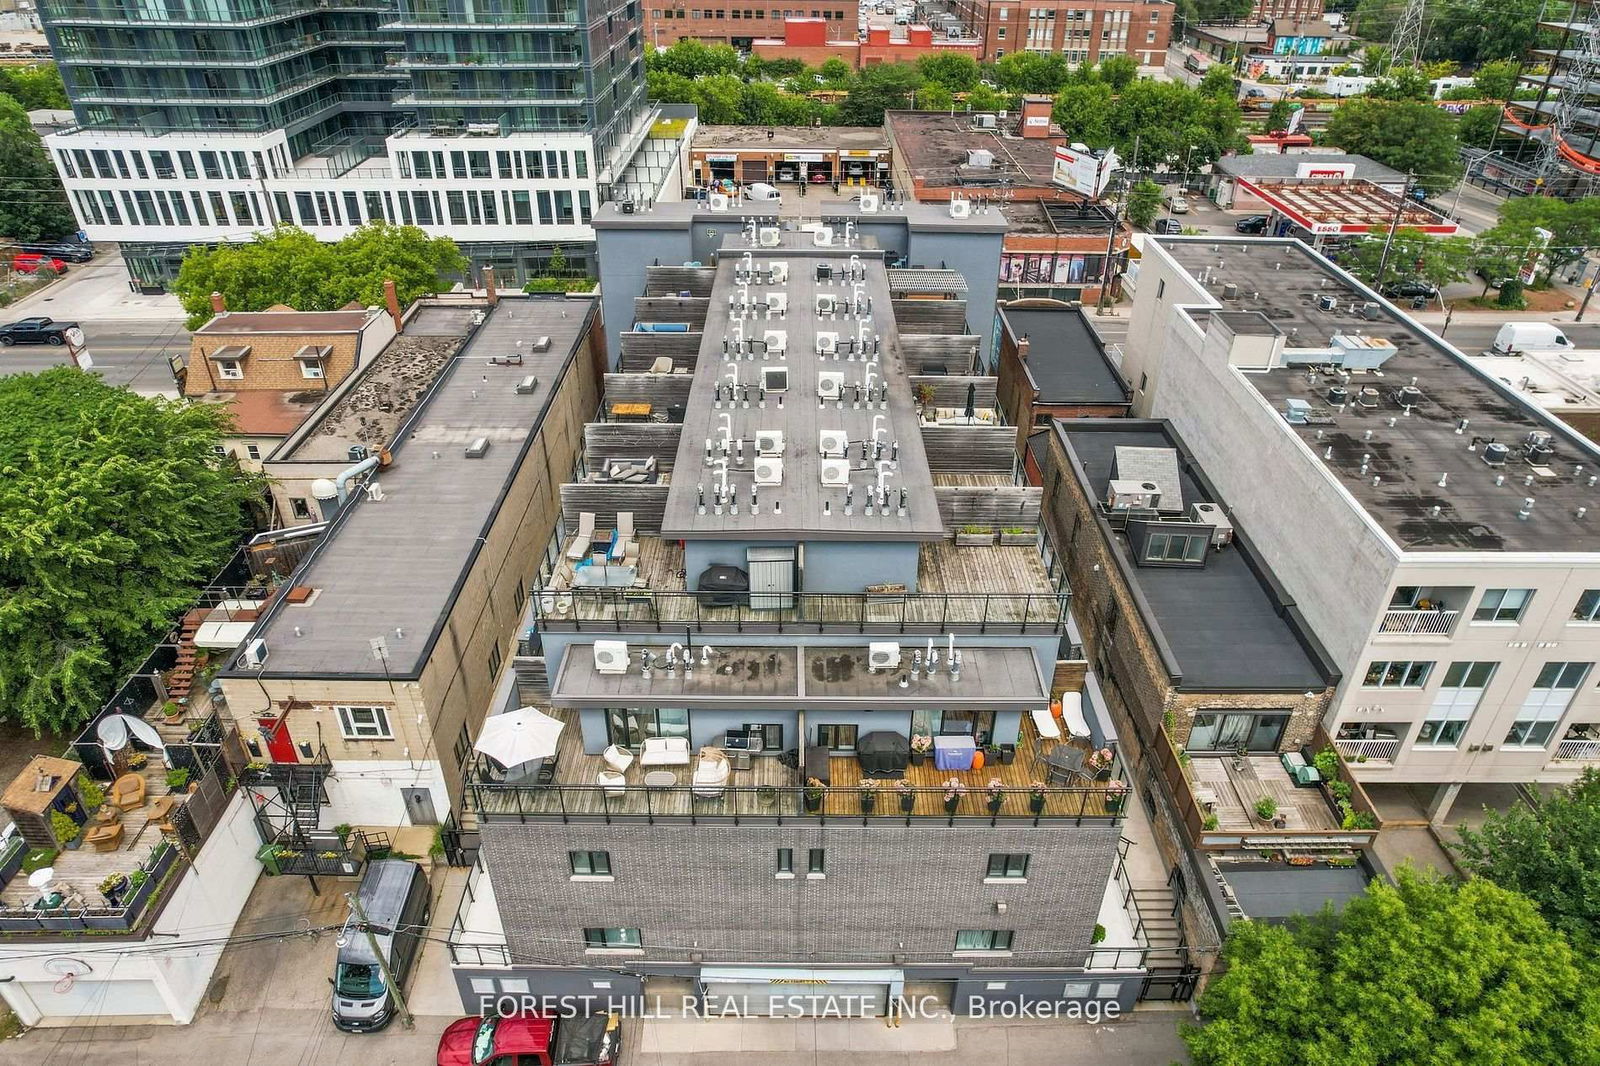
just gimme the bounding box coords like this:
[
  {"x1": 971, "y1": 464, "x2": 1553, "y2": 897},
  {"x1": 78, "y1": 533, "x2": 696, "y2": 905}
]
[
  {"x1": 1190, "y1": 502, "x2": 1235, "y2": 547},
  {"x1": 867, "y1": 641, "x2": 901, "y2": 671},
  {"x1": 593, "y1": 640, "x2": 630, "y2": 675}
]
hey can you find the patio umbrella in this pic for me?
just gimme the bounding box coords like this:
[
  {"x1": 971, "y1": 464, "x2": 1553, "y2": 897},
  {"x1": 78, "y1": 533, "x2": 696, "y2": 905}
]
[
  {"x1": 474, "y1": 707, "x2": 565, "y2": 767},
  {"x1": 964, "y1": 382, "x2": 976, "y2": 421}
]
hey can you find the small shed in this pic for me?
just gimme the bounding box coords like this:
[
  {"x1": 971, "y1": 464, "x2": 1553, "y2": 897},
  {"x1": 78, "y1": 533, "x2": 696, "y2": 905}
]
[{"x1": 2, "y1": 755, "x2": 83, "y2": 849}]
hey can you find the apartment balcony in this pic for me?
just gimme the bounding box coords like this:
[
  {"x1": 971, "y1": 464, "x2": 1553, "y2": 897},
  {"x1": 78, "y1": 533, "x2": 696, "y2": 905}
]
[
  {"x1": 44, "y1": 0, "x2": 387, "y2": 27},
  {"x1": 392, "y1": 85, "x2": 587, "y2": 107},
  {"x1": 1551, "y1": 725, "x2": 1600, "y2": 762},
  {"x1": 70, "y1": 64, "x2": 355, "y2": 107},
  {"x1": 56, "y1": 34, "x2": 341, "y2": 67},
  {"x1": 385, "y1": 49, "x2": 582, "y2": 69},
  {"x1": 1375, "y1": 608, "x2": 1461, "y2": 637},
  {"x1": 383, "y1": 8, "x2": 581, "y2": 29},
  {"x1": 1333, "y1": 736, "x2": 1402, "y2": 763}
]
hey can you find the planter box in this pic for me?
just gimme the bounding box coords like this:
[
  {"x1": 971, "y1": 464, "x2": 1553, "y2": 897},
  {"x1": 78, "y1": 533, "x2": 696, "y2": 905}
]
[
  {"x1": 998, "y1": 532, "x2": 1034, "y2": 546},
  {"x1": 955, "y1": 533, "x2": 994, "y2": 547}
]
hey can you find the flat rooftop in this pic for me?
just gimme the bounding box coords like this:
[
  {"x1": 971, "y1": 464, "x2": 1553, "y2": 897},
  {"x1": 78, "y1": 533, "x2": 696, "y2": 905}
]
[
  {"x1": 1000, "y1": 200, "x2": 1120, "y2": 235},
  {"x1": 232, "y1": 296, "x2": 595, "y2": 679},
  {"x1": 885, "y1": 110, "x2": 1065, "y2": 191},
  {"x1": 1161, "y1": 237, "x2": 1600, "y2": 553},
  {"x1": 1059, "y1": 421, "x2": 1332, "y2": 691},
  {"x1": 693, "y1": 125, "x2": 887, "y2": 151},
  {"x1": 659, "y1": 231, "x2": 946, "y2": 541},
  {"x1": 196, "y1": 309, "x2": 376, "y2": 335},
  {"x1": 1214, "y1": 153, "x2": 1403, "y2": 184},
  {"x1": 999, "y1": 307, "x2": 1130, "y2": 406}
]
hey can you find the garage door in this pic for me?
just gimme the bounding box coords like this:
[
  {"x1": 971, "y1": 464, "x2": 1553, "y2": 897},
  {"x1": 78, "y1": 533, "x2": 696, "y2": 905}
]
[
  {"x1": 701, "y1": 982, "x2": 890, "y2": 1017},
  {"x1": 18, "y1": 979, "x2": 169, "y2": 1020}
]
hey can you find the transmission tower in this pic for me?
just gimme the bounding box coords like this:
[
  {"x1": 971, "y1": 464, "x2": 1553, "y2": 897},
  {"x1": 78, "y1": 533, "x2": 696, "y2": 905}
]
[
  {"x1": 1387, "y1": 0, "x2": 1427, "y2": 70},
  {"x1": 1538, "y1": 0, "x2": 1600, "y2": 194}
]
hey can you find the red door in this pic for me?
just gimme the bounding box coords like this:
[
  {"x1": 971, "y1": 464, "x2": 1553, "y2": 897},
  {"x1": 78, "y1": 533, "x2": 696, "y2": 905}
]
[{"x1": 258, "y1": 716, "x2": 298, "y2": 763}]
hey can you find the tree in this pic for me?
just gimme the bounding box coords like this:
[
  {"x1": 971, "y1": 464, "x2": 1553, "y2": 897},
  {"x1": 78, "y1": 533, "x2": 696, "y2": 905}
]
[
  {"x1": 1340, "y1": 227, "x2": 1474, "y2": 291},
  {"x1": 0, "y1": 96, "x2": 75, "y2": 242},
  {"x1": 1472, "y1": 58, "x2": 1520, "y2": 102},
  {"x1": 0, "y1": 369, "x2": 259, "y2": 733},
  {"x1": 1050, "y1": 81, "x2": 1115, "y2": 148},
  {"x1": 747, "y1": 55, "x2": 807, "y2": 80},
  {"x1": 1197, "y1": 65, "x2": 1237, "y2": 101},
  {"x1": 1323, "y1": 98, "x2": 1462, "y2": 194},
  {"x1": 918, "y1": 83, "x2": 955, "y2": 111},
  {"x1": 1458, "y1": 104, "x2": 1503, "y2": 148},
  {"x1": 646, "y1": 39, "x2": 740, "y2": 79},
  {"x1": 819, "y1": 57, "x2": 852, "y2": 85},
  {"x1": 1367, "y1": 67, "x2": 1433, "y2": 101},
  {"x1": 1183, "y1": 872, "x2": 1600, "y2": 1066},
  {"x1": 1266, "y1": 98, "x2": 1295, "y2": 132},
  {"x1": 1454, "y1": 769, "x2": 1600, "y2": 949},
  {"x1": 838, "y1": 63, "x2": 922, "y2": 126},
  {"x1": 1125, "y1": 179, "x2": 1163, "y2": 229},
  {"x1": 917, "y1": 52, "x2": 980, "y2": 92},
  {"x1": 993, "y1": 52, "x2": 1069, "y2": 94},
  {"x1": 1489, "y1": 196, "x2": 1600, "y2": 281},
  {"x1": 174, "y1": 223, "x2": 466, "y2": 330},
  {"x1": 0, "y1": 64, "x2": 69, "y2": 110},
  {"x1": 1097, "y1": 54, "x2": 1138, "y2": 92},
  {"x1": 1358, "y1": 44, "x2": 1394, "y2": 76}
]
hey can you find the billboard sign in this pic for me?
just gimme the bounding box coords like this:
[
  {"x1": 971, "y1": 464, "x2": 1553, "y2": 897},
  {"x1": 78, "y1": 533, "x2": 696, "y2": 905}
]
[{"x1": 1052, "y1": 145, "x2": 1119, "y2": 199}]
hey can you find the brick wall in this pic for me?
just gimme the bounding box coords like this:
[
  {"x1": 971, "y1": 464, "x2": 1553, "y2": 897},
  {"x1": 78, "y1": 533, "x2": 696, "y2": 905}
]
[{"x1": 482, "y1": 819, "x2": 1122, "y2": 967}]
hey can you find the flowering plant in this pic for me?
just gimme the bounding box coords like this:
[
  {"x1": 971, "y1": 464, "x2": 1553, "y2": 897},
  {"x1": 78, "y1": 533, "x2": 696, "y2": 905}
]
[
  {"x1": 942, "y1": 778, "x2": 967, "y2": 803},
  {"x1": 985, "y1": 778, "x2": 1005, "y2": 801},
  {"x1": 1085, "y1": 747, "x2": 1116, "y2": 772},
  {"x1": 910, "y1": 734, "x2": 933, "y2": 754}
]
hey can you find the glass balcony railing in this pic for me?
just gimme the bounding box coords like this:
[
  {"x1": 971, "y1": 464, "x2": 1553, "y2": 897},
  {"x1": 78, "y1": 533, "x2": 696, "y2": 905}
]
[
  {"x1": 383, "y1": 5, "x2": 581, "y2": 28},
  {"x1": 71, "y1": 63, "x2": 365, "y2": 106},
  {"x1": 44, "y1": 0, "x2": 388, "y2": 26},
  {"x1": 393, "y1": 85, "x2": 587, "y2": 105},
  {"x1": 57, "y1": 34, "x2": 340, "y2": 67},
  {"x1": 385, "y1": 48, "x2": 582, "y2": 68}
]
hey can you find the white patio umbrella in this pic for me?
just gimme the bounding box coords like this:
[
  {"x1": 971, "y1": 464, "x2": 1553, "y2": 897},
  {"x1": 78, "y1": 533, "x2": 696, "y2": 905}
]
[{"x1": 473, "y1": 707, "x2": 565, "y2": 767}]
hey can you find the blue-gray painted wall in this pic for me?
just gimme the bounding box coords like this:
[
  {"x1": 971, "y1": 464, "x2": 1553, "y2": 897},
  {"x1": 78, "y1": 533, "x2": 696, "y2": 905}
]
[
  {"x1": 595, "y1": 225, "x2": 694, "y2": 367},
  {"x1": 681, "y1": 538, "x2": 920, "y2": 595},
  {"x1": 906, "y1": 228, "x2": 1004, "y2": 369}
]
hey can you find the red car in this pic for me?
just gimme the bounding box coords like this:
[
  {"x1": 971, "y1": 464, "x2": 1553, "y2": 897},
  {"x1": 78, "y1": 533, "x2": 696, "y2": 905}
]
[
  {"x1": 437, "y1": 1013, "x2": 620, "y2": 1066},
  {"x1": 13, "y1": 253, "x2": 68, "y2": 275}
]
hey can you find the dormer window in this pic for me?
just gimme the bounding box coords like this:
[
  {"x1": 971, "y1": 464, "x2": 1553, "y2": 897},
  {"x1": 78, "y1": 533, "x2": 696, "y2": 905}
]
[
  {"x1": 206, "y1": 344, "x2": 251, "y2": 382},
  {"x1": 295, "y1": 344, "x2": 331, "y2": 380}
]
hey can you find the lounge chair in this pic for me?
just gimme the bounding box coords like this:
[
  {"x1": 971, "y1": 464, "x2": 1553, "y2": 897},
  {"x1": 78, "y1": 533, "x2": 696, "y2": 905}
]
[
  {"x1": 602, "y1": 745, "x2": 635, "y2": 774},
  {"x1": 565, "y1": 512, "x2": 596, "y2": 561},
  {"x1": 84, "y1": 822, "x2": 123, "y2": 852},
  {"x1": 110, "y1": 773, "x2": 146, "y2": 811},
  {"x1": 610, "y1": 512, "x2": 637, "y2": 563},
  {"x1": 692, "y1": 748, "x2": 731, "y2": 797}
]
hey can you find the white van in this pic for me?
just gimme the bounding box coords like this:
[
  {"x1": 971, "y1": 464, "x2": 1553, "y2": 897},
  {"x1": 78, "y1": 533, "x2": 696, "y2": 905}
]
[
  {"x1": 1491, "y1": 322, "x2": 1574, "y2": 355},
  {"x1": 746, "y1": 182, "x2": 781, "y2": 202}
]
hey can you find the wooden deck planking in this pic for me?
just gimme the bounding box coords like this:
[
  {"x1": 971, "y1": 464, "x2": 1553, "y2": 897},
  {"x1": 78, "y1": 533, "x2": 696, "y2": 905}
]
[{"x1": 1187, "y1": 756, "x2": 1340, "y2": 832}]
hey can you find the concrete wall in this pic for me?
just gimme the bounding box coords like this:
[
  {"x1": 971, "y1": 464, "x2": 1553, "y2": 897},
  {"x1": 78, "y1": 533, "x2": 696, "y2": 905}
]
[
  {"x1": 595, "y1": 223, "x2": 693, "y2": 365},
  {"x1": 481, "y1": 820, "x2": 1121, "y2": 969},
  {"x1": 0, "y1": 793, "x2": 259, "y2": 1026},
  {"x1": 904, "y1": 227, "x2": 1003, "y2": 368}
]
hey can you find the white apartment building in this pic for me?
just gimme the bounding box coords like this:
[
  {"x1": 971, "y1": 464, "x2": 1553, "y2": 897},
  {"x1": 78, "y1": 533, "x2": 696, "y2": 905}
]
[{"x1": 1123, "y1": 236, "x2": 1600, "y2": 824}]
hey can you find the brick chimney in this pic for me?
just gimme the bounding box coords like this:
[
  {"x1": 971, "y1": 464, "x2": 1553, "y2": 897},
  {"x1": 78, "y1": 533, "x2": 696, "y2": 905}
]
[
  {"x1": 383, "y1": 279, "x2": 403, "y2": 333},
  {"x1": 1019, "y1": 95, "x2": 1054, "y2": 139},
  {"x1": 482, "y1": 265, "x2": 499, "y2": 307},
  {"x1": 210, "y1": 291, "x2": 226, "y2": 314}
]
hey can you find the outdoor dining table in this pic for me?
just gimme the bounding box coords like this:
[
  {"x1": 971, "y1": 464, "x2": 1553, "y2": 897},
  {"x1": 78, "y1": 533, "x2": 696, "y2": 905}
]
[{"x1": 1042, "y1": 744, "x2": 1087, "y2": 785}]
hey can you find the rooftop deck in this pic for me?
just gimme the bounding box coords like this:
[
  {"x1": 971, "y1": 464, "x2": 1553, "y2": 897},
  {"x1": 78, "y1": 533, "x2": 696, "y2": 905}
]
[{"x1": 471, "y1": 708, "x2": 1122, "y2": 823}]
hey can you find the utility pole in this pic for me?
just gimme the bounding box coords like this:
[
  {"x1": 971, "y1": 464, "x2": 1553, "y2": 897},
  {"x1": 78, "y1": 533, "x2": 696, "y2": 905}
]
[
  {"x1": 1097, "y1": 134, "x2": 1137, "y2": 316},
  {"x1": 346, "y1": 890, "x2": 415, "y2": 1030},
  {"x1": 1374, "y1": 171, "x2": 1415, "y2": 295},
  {"x1": 1579, "y1": 267, "x2": 1597, "y2": 321}
]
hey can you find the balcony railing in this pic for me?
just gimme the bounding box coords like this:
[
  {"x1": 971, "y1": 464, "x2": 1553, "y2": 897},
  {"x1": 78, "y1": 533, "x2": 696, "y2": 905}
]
[
  {"x1": 446, "y1": 855, "x2": 511, "y2": 966},
  {"x1": 57, "y1": 34, "x2": 341, "y2": 66},
  {"x1": 470, "y1": 782, "x2": 1123, "y2": 825},
  {"x1": 528, "y1": 588, "x2": 1072, "y2": 634},
  {"x1": 1334, "y1": 737, "x2": 1401, "y2": 762},
  {"x1": 386, "y1": 49, "x2": 583, "y2": 68},
  {"x1": 383, "y1": 8, "x2": 581, "y2": 28},
  {"x1": 1553, "y1": 738, "x2": 1600, "y2": 760},
  {"x1": 1377, "y1": 609, "x2": 1460, "y2": 636},
  {"x1": 45, "y1": 0, "x2": 387, "y2": 25}
]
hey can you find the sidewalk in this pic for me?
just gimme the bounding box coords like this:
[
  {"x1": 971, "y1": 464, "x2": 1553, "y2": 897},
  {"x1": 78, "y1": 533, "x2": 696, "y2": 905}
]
[{"x1": 6, "y1": 253, "x2": 183, "y2": 322}]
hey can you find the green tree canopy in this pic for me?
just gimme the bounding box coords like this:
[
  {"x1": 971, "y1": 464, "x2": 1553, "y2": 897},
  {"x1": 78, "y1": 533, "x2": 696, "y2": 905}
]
[
  {"x1": 819, "y1": 57, "x2": 852, "y2": 85},
  {"x1": 1184, "y1": 872, "x2": 1600, "y2": 1066},
  {"x1": 1455, "y1": 768, "x2": 1600, "y2": 949},
  {"x1": 916, "y1": 52, "x2": 980, "y2": 92},
  {"x1": 1339, "y1": 227, "x2": 1474, "y2": 291},
  {"x1": 646, "y1": 39, "x2": 741, "y2": 79},
  {"x1": 1323, "y1": 98, "x2": 1462, "y2": 194},
  {"x1": 1125, "y1": 179, "x2": 1163, "y2": 229},
  {"x1": 1458, "y1": 104, "x2": 1503, "y2": 148},
  {"x1": 0, "y1": 95, "x2": 75, "y2": 242},
  {"x1": 0, "y1": 64, "x2": 68, "y2": 110},
  {"x1": 174, "y1": 222, "x2": 467, "y2": 330},
  {"x1": 993, "y1": 52, "x2": 1069, "y2": 94},
  {"x1": 0, "y1": 369, "x2": 259, "y2": 733},
  {"x1": 838, "y1": 62, "x2": 922, "y2": 126},
  {"x1": 1488, "y1": 196, "x2": 1600, "y2": 279},
  {"x1": 1472, "y1": 59, "x2": 1520, "y2": 101},
  {"x1": 1367, "y1": 66, "x2": 1434, "y2": 101},
  {"x1": 1096, "y1": 54, "x2": 1138, "y2": 92}
]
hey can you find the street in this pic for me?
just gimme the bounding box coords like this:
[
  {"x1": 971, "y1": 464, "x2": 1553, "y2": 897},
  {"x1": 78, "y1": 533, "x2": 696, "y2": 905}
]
[{"x1": 1425, "y1": 319, "x2": 1600, "y2": 355}]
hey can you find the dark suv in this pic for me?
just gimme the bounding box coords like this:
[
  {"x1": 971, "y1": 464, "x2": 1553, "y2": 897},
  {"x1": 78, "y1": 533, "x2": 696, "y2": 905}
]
[
  {"x1": 18, "y1": 242, "x2": 93, "y2": 264},
  {"x1": 1380, "y1": 279, "x2": 1438, "y2": 300},
  {"x1": 0, "y1": 316, "x2": 77, "y2": 346},
  {"x1": 1234, "y1": 215, "x2": 1269, "y2": 234}
]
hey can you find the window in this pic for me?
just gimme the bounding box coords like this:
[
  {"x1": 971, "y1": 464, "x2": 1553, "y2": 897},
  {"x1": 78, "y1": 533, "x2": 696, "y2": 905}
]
[
  {"x1": 1146, "y1": 29, "x2": 1156, "y2": 42},
  {"x1": 453, "y1": 722, "x2": 473, "y2": 771},
  {"x1": 1573, "y1": 590, "x2": 1600, "y2": 622},
  {"x1": 776, "y1": 848, "x2": 793, "y2": 875},
  {"x1": 336, "y1": 705, "x2": 393, "y2": 739},
  {"x1": 574, "y1": 151, "x2": 588, "y2": 178},
  {"x1": 245, "y1": 444, "x2": 261, "y2": 460},
  {"x1": 1417, "y1": 662, "x2": 1496, "y2": 747},
  {"x1": 1389, "y1": 586, "x2": 1421, "y2": 608},
  {"x1": 290, "y1": 497, "x2": 313, "y2": 520},
  {"x1": 1474, "y1": 588, "x2": 1533, "y2": 623},
  {"x1": 469, "y1": 151, "x2": 491, "y2": 178},
  {"x1": 816, "y1": 723, "x2": 857, "y2": 751},
  {"x1": 488, "y1": 642, "x2": 503, "y2": 682},
  {"x1": 1363, "y1": 661, "x2": 1433, "y2": 688},
  {"x1": 299, "y1": 358, "x2": 324, "y2": 379},
  {"x1": 216, "y1": 359, "x2": 243, "y2": 380},
  {"x1": 1505, "y1": 662, "x2": 1590, "y2": 747},
  {"x1": 199, "y1": 151, "x2": 222, "y2": 179},
  {"x1": 997, "y1": 26, "x2": 1006, "y2": 37},
  {"x1": 955, "y1": 929, "x2": 1013, "y2": 952},
  {"x1": 569, "y1": 850, "x2": 612, "y2": 876},
  {"x1": 1144, "y1": 531, "x2": 1206, "y2": 563},
  {"x1": 986, "y1": 853, "x2": 1029, "y2": 879},
  {"x1": 583, "y1": 927, "x2": 641, "y2": 949},
  {"x1": 807, "y1": 848, "x2": 825, "y2": 875}
]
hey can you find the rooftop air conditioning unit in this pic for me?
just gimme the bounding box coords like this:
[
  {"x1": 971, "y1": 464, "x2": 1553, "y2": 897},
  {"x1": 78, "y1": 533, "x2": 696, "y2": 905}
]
[
  {"x1": 813, "y1": 226, "x2": 835, "y2": 246},
  {"x1": 816, "y1": 294, "x2": 838, "y2": 315},
  {"x1": 767, "y1": 293, "x2": 787, "y2": 315},
  {"x1": 1527, "y1": 429, "x2": 1554, "y2": 449},
  {"x1": 966, "y1": 148, "x2": 994, "y2": 168},
  {"x1": 348, "y1": 445, "x2": 370, "y2": 463},
  {"x1": 241, "y1": 638, "x2": 269, "y2": 669},
  {"x1": 593, "y1": 640, "x2": 630, "y2": 675},
  {"x1": 764, "y1": 329, "x2": 787, "y2": 353},
  {"x1": 465, "y1": 436, "x2": 491, "y2": 458},
  {"x1": 868, "y1": 641, "x2": 901, "y2": 671},
  {"x1": 1189, "y1": 502, "x2": 1235, "y2": 547},
  {"x1": 974, "y1": 113, "x2": 997, "y2": 129},
  {"x1": 1106, "y1": 479, "x2": 1161, "y2": 511},
  {"x1": 816, "y1": 331, "x2": 839, "y2": 354},
  {"x1": 755, "y1": 429, "x2": 785, "y2": 455},
  {"x1": 859, "y1": 193, "x2": 881, "y2": 213},
  {"x1": 753, "y1": 457, "x2": 784, "y2": 486},
  {"x1": 817, "y1": 372, "x2": 845, "y2": 401},
  {"x1": 949, "y1": 199, "x2": 972, "y2": 219},
  {"x1": 1483, "y1": 442, "x2": 1510, "y2": 466},
  {"x1": 758, "y1": 226, "x2": 781, "y2": 247},
  {"x1": 769, "y1": 262, "x2": 789, "y2": 284},
  {"x1": 819, "y1": 428, "x2": 848, "y2": 456},
  {"x1": 708, "y1": 193, "x2": 730, "y2": 212},
  {"x1": 820, "y1": 457, "x2": 851, "y2": 486}
]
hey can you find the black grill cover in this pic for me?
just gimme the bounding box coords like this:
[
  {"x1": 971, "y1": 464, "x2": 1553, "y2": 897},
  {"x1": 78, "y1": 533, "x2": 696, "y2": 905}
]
[{"x1": 857, "y1": 731, "x2": 909, "y2": 777}]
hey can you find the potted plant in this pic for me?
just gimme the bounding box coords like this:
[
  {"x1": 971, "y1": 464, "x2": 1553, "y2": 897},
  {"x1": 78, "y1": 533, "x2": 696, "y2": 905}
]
[
  {"x1": 1085, "y1": 747, "x2": 1116, "y2": 779},
  {"x1": 127, "y1": 869, "x2": 149, "y2": 893},
  {"x1": 1028, "y1": 780, "x2": 1046, "y2": 814},
  {"x1": 984, "y1": 778, "x2": 1005, "y2": 814},
  {"x1": 896, "y1": 779, "x2": 915, "y2": 813},
  {"x1": 1090, "y1": 923, "x2": 1107, "y2": 945},
  {"x1": 999, "y1": 526, "x2": 1034, "y2": 546},
  {"x1": 803, "y1": 778, "x2": 825, "y2": 813},
  {"x1": 98, "y1": 873, "x2": 128, "y2": 905},
  {"x1": 333, "y1": 823, "x2": 353, "y2": 844},
  {"x1": 955, "y1": 524, "x2": 994, "y2": 547},
  {"x1": 161, "y1": 699, "x2": 182, "y2": 723},
  {"x1": 909, "y1": 734, "x2": 932, "y2": 766},
  {"x1": 858, "y1": 778, "x2": 877, "y2": 814},
  {"x1": 1104, "y1": 779, "x2": 1128, "y2": 814},
  {"x1": 1254, "y1": 796, "x2": 1278, "y2": 823},
  {"x1": 942, "y1": 778, "x2": 966, "y2": 814},
  {"x1": 76, "y1": 774, "x2": 105, "y2": 813},
  {"x1": 165, "y1": 769, "x2": 190, "y2": 794},
  {"x1": 127, "y1": 751, "x2": 149, "y2": 771},
  {"x1": 998, "y1": 743, "x2": 1016, "y2": 765},
  {"x1": 914, "y1": 382, "x2": 937, "y2": 418},
  {"x1": 1202, "y1": 812, "x2": 1219, "y2": 831},
  {"x1": 51, "y1": 809, "x2": 81, "y2": 850},
  {"x1": 757, "y1": 786, "x2": 777, "y2": 809}
]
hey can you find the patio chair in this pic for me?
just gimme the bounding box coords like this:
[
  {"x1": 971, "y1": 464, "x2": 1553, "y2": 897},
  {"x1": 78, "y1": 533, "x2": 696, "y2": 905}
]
[
  {"x1": 535, "y1": 756, "x2": 559, "y2": 787},
  {"x1": 110, "y1": 773, "x2": 146, "y2": 811},
  {"x1": 565, "y1": 511, "x2": 596, "y2": 561},
  {"x1": 691, "y1": 748, "x2": 731, "y2": 798},
  {"x1": 610, "y1": 512, "x2": 637, "y2": 564},
  {"x1": 602, "y1": 744, "x2": 635, "y2": 774}
]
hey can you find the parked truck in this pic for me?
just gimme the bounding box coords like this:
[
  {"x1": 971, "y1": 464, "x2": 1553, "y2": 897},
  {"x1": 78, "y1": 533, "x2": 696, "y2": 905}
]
[{"x1": 436, "y1": 1012, "x2": 623, "y2": 1066}]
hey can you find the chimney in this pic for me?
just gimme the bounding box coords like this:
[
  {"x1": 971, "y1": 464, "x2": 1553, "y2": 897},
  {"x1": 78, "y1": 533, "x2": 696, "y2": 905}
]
[
  {"x1": 482, "y1": 265, "x2": 499, "y2": 307},
  {"x1": 1019, "y1": 95, "x2": 1054, "y2": 139},
  {"x1": 210, "y1": 291, "x2": 227, "y2": 314},
  {"x1": 383, "y1": 278, "x2": 403, "y2": 334}
]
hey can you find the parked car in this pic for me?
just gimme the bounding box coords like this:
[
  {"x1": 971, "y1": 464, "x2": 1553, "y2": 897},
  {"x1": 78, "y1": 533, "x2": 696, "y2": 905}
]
[
  {"x1": 1166, "y1": 196, "x2": 1191, "y2": 214},
  {"x1": 18, "y1": 242, "x2": 92, "y2": 263},
  {"x1": 437, "y1": 1013, "x2": 621, "y2": 1066},
  {"x1": 1492, "y1": 321, "x2": 1573, "y2": 355},
  {"x1": 12, "y1": 253, "x2": 68, "y2": 275},
  {"x1": 0, "y1": 316, "x2": 77, "y2": 346},
  {"x1": 1243, "y1": 88, "x2": 1267, "y2": 99},
  {"x1": 1151, "y1": 218, "x2": 1184, "y2": 235},
  {"x1": 330, "y1": 860, "x2": 430, "y2": 1033},
  {"x1": 1380, "y1": 279, "x2": 1438, "y2": 300},
  {"x1": 1234, "y1": 214, "x2": 1269, "y2": 234}
]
